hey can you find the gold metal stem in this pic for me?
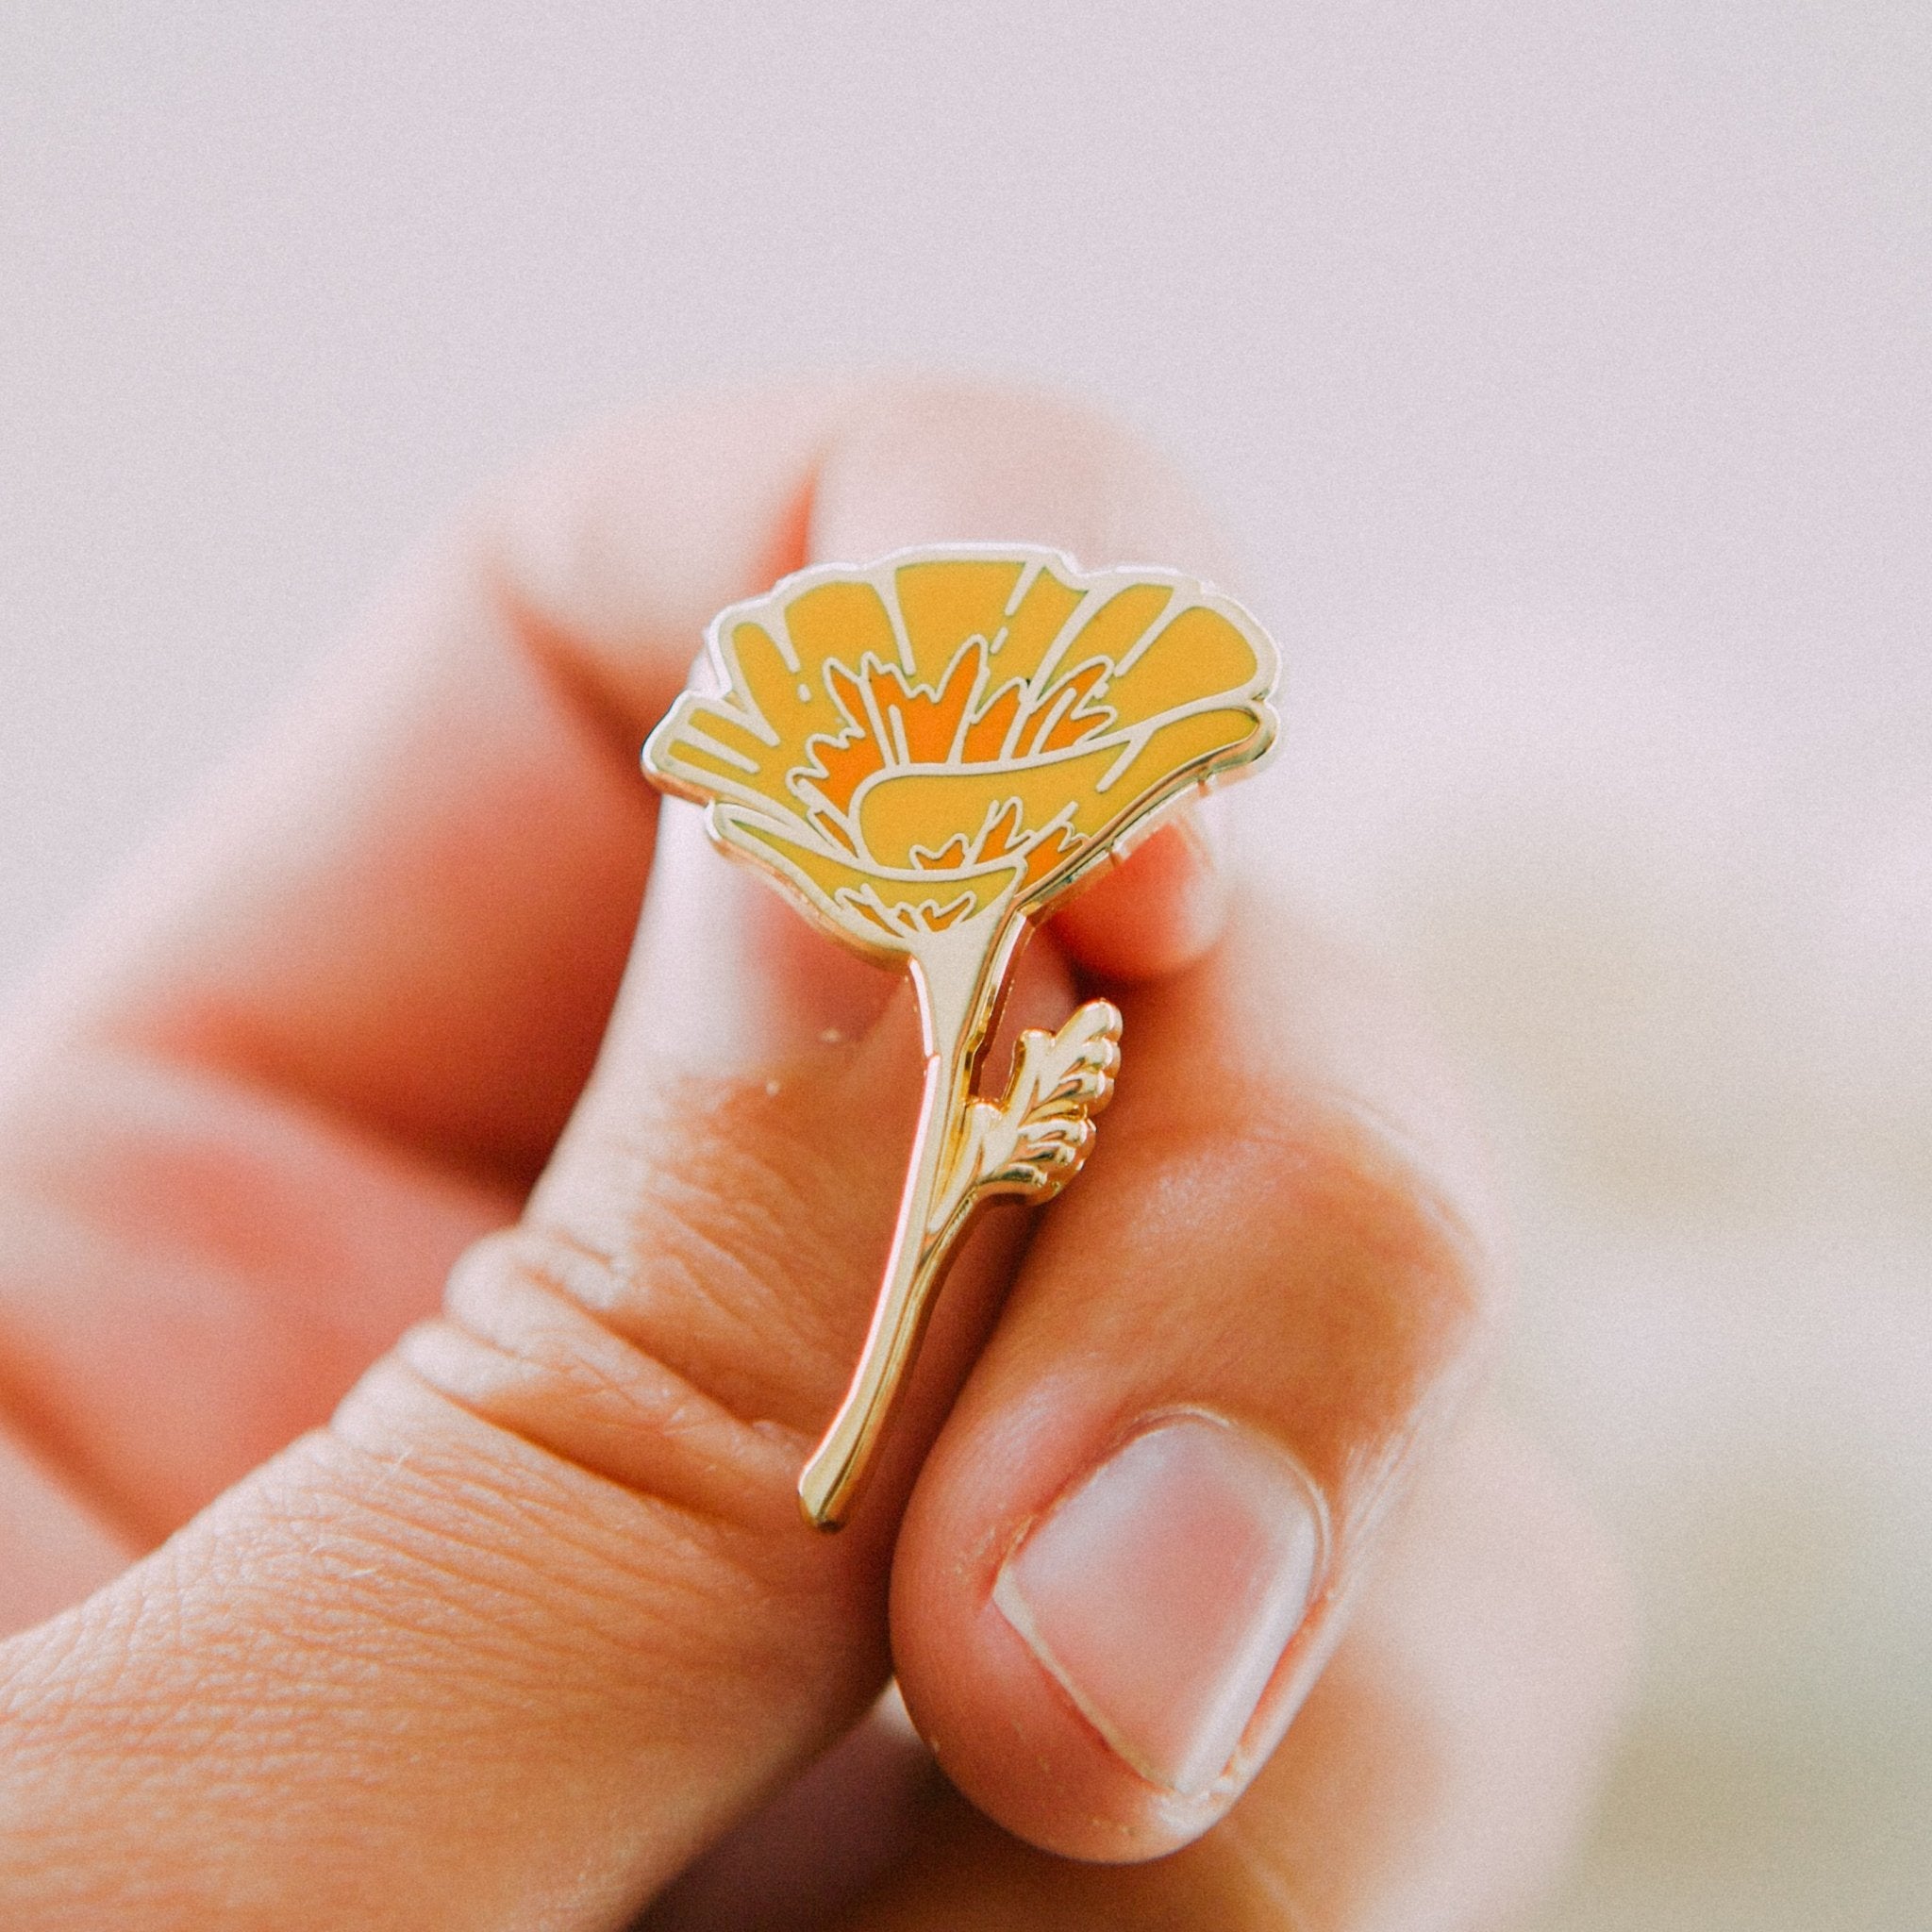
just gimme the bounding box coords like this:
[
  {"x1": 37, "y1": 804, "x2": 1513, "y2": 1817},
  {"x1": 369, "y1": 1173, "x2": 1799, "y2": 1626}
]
[{"x1": 797, "y1": 911, "x2": 1024, "y2": 1528}]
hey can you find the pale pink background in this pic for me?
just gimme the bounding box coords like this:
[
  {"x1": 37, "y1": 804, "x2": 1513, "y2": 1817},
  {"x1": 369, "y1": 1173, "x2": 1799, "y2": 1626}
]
[{"x1": 3, "y1": 7, "x2": 1927, "y2": 1924}]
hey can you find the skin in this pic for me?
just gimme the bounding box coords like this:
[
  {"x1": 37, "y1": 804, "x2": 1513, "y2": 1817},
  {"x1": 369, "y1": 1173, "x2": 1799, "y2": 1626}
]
[{"x1": 0, "y1": 380, "x2": 1630, "y2": 1929}]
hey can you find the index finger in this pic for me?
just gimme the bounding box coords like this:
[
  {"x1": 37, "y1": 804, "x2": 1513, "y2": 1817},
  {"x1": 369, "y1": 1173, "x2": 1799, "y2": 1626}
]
[{"x1": 55, "y1": 381, "x2": 1237, "y2": 1182}]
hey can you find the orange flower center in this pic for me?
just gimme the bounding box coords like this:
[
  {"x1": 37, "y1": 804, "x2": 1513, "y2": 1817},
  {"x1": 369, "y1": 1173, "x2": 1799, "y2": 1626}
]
[{"x1": 801, "y1": 639, "x2": 1116, "y2": 833}]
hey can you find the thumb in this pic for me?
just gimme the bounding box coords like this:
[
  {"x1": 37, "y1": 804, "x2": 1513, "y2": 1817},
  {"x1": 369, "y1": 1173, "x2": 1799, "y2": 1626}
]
[
  {"x1": 1, "y1": 802, "x2": 970, "y2": 1928},
  {"x1": 0, "y1": 390, "x2": 1233, "y2": 1930}
]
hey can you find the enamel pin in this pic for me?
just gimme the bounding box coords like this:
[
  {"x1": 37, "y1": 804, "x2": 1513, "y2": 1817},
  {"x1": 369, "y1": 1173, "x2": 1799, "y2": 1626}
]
[{"x1": 642, "y1": 546, "x2": 1281, "y2": 1526}]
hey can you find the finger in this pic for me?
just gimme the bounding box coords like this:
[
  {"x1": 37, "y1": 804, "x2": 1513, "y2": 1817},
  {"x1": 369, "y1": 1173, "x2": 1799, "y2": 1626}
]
[
  {"x1": 890, "y1": 900, "x2": 1511, "y2": 1858},
  {"x1": 0, "y1": 1042, "x2": 521, "y2": 1544},
  {"x1": 831, "y1": 1412, "x2": 1630, "y2": 1932},
  {"x1": 0, "y1": 1432, "x2": 131, "y2": 1637},
  {"x1": 1049, "y1": 799, "x2": 1229, "y2": 985},
  {"x1": 0, "y1": 385, "x2": 1252, "y2": 1925}
]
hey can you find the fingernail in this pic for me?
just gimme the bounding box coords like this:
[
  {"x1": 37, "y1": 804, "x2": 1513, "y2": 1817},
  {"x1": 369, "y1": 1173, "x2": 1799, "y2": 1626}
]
[{"x1": 992, "y1": 1412, "x2": 1324, "y2": 1797}]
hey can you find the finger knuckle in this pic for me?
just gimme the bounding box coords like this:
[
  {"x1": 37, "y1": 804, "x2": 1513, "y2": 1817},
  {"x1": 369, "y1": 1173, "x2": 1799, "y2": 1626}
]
[
  {"x1": 542, "y1": 1091, "x2": 896, "y2": 1425},
  {"x1": 1083, "y1": 1084, "x2": 1497, "y2": 1508},
  {"x1": 395, "y1": 1220, "x2": 806, "y2": 1534}
]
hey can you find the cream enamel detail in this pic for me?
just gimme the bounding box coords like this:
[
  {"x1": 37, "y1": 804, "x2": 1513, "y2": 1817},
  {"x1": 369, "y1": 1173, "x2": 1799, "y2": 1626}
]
[{"x1": 643, "y1": 546, "x2": 1281, "y2": 1526}]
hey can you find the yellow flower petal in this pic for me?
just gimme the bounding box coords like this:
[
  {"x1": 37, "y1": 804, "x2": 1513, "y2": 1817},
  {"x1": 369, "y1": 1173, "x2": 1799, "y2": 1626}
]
[
  {"x1": 711, "y1": 805, "x2": 1023, "y2": 952},
  {"x1": 645, "y1": 689, "x2": 792, "y2": 817},
  {"x1": 782, "y1": 579, "x2": 904, "y2": 683},
  {"x1": 978, "y1": 563, "x2": 1088, "y2": 689},
  {"x1": 642, "y1": 546, "x2": 1282, "y2": 954},
  {"x1": 893, "y1": 558, "x2": 1024, "y2": 685},
  {"x1": 854, "y1": 703, "x2": 1268, "y2": 884},
  {"x1": 1101, "y1": 602, "x2": 1265, "y2": 730}
]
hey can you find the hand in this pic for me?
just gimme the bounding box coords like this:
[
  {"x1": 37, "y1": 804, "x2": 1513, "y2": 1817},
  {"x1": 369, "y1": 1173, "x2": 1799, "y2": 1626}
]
[{"x1": 0, "y1": 382, "x2": 1628, "y2": 1928}]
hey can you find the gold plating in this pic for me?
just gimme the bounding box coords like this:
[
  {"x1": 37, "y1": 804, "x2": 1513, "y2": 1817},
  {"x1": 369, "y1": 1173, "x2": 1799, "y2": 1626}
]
[{"x1": 642, "y1": 545, "x2": 1281, "y2": 1526}]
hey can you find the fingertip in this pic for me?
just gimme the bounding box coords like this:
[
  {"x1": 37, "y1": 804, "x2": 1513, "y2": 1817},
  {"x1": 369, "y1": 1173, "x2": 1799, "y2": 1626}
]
[
  {"x1": 808, "y1": 377, "x2": 1238, "y2": 588},
  {"x1": 891, "y1": 1390, "x2": 1255, "y2": 1864},
  {"x1": 1048, "y1": 804, "x2": 1230, "y2": 985}
]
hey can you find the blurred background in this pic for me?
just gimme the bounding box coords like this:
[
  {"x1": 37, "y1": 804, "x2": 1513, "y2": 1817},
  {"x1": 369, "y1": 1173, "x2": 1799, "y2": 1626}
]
[{"x1": 2, "y1": 4, "x2": 1926, "y2": 1924}]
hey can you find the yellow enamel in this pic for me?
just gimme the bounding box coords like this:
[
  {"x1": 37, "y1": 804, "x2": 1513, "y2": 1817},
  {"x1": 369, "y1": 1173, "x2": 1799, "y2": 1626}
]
[
  {"x1": 782, "y1": 579, "x2": 903, "y2": 683},
  {"x1": 894, "y1": 558, "x2": 1025, "y2": 683},
  {"x1": 645, "y1": 546, "x2": 1277, "y2": 957},
  {"x1": 728, "y1": 622, "x2": 821, "y2": 744},
  {"x1": 984, "y1": 565, "x2": 1087, "y2": 687},
  {"x1": 1103, "y1": 604, "x2": 1262, "y2": 729},
  {"x1": 854, "y1": 706, "x2": 1265, "y2": 878},
  {"x1": 641, "y1": 545, "x2": 1282, "y2": 1529}
]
